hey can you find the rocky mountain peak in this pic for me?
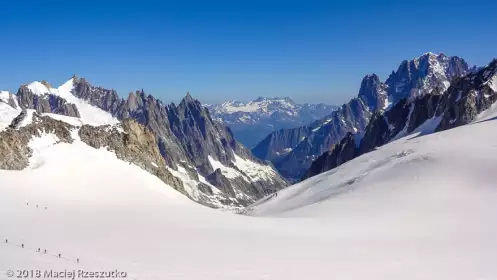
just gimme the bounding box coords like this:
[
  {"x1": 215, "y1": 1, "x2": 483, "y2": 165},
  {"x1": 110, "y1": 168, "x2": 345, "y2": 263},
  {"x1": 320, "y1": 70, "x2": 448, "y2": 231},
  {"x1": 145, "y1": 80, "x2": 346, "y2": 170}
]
[
  {"x1": 72, "y1": 75, "x2": 86, "y2": 85},
  {"x1": 358, "y1": 73, "x2": 387, "y2": 111},
  {"x1": 41, "y1": 80, "x2": 52, "y2": 89},
  {"x1": 178, "y1": 92, "x2": 206, "y2": 118},
  {"x1": 182, "y1": 92, "x2": 195, "y2": 103},
  {"x1": 481, "y1": 59, "x2": 497, "y2": 79},
  {"x1": 386, "y1": 52, "x2": 469, "y2": 104}
]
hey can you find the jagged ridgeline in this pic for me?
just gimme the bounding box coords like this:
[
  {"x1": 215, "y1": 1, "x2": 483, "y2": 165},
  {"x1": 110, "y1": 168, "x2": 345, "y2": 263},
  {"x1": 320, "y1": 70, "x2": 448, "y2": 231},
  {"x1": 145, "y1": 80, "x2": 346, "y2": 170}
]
[
  {"x1": 304, "y1": 58, "x2": 497, "y2": 180},
  {"x1": 252, "y1": 53, "x2": 470, "y2": 180},
  {"x1": 0, "y1": 77, "x2": 287, "y2": 209}
]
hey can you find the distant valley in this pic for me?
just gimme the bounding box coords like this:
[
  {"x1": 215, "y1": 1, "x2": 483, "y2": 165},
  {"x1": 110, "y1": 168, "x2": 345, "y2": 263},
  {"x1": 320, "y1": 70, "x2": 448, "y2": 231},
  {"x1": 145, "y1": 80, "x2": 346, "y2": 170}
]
[{"x1": 205, "y1": 97, "x2": 338, "y2": 148}]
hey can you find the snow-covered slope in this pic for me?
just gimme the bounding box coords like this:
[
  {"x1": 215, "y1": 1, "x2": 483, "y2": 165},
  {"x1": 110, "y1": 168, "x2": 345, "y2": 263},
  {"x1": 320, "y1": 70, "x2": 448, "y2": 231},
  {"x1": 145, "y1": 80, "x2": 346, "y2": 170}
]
[
  {"x1": 2, "y1": 107, "x2": 497, "y2": 279},
  {"x1": 0, "y1": 91, "x2": 20, "y2": 131},
  {"x1": 249, "y1": 113, "x2": 497, "y2": 217}
]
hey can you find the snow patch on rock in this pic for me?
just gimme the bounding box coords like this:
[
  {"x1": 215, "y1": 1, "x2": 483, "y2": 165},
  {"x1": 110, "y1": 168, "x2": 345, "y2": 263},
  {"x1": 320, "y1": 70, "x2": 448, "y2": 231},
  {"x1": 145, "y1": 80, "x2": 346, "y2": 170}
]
[{"x1": 49, "y1": 79, "x2": 119, "y2": 126}]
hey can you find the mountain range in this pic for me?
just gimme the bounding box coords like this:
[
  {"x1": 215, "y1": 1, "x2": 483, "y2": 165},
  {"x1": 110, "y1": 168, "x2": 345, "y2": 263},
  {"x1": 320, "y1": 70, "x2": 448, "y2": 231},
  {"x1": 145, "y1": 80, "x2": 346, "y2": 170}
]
[
  {"x1": 2, "y1": 53, "x2": 497, "y2": 279},
  {"x1": 205, "y1": 97, "x2": 338, "y2": 148},
  {"x1": 304, "y1": 57, "x2": 497, "y2": 180},
  {"x1": 0, "y1": 78, "x2": 287, "y2": 209},
  {"x1": 252, "y1": 52, "x2": 471, "y2": 180}
]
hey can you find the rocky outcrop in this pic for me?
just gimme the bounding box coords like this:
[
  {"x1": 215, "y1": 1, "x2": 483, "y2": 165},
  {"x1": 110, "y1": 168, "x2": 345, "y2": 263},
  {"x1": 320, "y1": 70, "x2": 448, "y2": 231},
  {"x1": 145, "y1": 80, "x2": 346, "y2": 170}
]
[
  {"x1": 16, "y1": 86, "x2": 80, "y2": 117},
  {"x1": 8, "y1": 110, "x2": 29, "y2": 129},
  {"x1": 359, "y1": 98, "x2": 412, "y2": 154},
  {"x1": 252, "y1": 126, "x2": 312, "y2": 162},
  {"x1": 4, "y1": 92, "x2": 18, "y2": 109},
  {"x1": 72, "y1": 77, "x2": 125, "y2": 115},
  {"x1": 206, "y1": 169, "x2": 237, "y2": 198},
  {"x1": 305, "y1": 132, "x2": 358, "y2": 179},
  {"x1": 0, "y1": 113, "x2": 74, "y2": 170},
  {"x1": 0, "y1": 112, "x2": 190, "y2": 199},
  {"x1": 436, "y1": 59, "x2": 497, "y2": 130},
  {"x1": 78, "y1": 119, "x2": 186, "y2": 195}
]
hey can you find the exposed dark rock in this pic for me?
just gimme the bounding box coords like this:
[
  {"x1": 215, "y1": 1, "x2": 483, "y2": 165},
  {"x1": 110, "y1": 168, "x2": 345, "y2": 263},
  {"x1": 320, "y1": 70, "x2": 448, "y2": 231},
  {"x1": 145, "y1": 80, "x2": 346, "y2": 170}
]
[
  {"x1": 72, "y1": 77, "x2": 125, "y2": 116},
  {"x1": 304, "y1": 133, "x2": 358, "y2": 179},
  {"x1": 358, "y1": 74, "x2": 387, "y2": 111},
  {"x1": 0, "y1": 112, "x2": 74, "y2": 170},
  {"x1": 16, "y1": 86, "x2": 80, "y2": 117},
  {"x1": 78, "y1": 119, "x2": 186, "y2": 195},
  {"x1": 436, "y1": 59, "x2": 497, "y2": 131},
  {"x1": 8, "y1": 110, "x2": 29, "y2": 129},
  {"x1": 6, "y1": 92, "x2": 18, "y2": 109},
  {"x1": 206, "y1": 169, "x2": 237, "y2": 198}
]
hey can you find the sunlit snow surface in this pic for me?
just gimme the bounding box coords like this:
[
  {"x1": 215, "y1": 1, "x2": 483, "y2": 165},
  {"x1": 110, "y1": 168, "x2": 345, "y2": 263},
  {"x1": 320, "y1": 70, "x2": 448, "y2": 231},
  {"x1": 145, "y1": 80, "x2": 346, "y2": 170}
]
[
  {"x1": 2, "y1": 113, "x2": 497, "y2": 279},
  {"x1": 208, "y1": 154, "x2": 277, "y2": 183},
  {"x1": 0, "y1": 91, "x2": 20, "y2": 131},
  {"x1": 0, "y1": 103, "x2": 20, "y2": 131}
]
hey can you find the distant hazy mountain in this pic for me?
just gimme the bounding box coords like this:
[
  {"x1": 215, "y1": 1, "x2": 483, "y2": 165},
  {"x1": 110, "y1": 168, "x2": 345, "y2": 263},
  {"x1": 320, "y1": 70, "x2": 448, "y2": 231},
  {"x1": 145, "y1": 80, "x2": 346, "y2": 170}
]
[{"x1": 205, "y1": 97, "x2": 338, "y2": 148}]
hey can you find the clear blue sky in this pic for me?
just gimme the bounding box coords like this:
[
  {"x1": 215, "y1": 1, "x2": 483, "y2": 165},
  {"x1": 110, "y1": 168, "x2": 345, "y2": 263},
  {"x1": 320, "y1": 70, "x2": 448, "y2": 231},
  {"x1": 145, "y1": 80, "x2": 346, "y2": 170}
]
[{"x1": 0, "y1": 0, "x2": 496, "y2": 105}]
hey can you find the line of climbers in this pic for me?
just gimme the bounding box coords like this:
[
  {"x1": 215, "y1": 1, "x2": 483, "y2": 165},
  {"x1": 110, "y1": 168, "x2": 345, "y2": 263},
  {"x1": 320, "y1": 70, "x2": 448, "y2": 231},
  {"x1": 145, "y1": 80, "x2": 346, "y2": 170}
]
[
  {"x1": 26, "y1": 202, "x2": 48, "y2": 210},
  {"x1": 4, "y1": 238, "x2": 79, "y2": 264}
]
